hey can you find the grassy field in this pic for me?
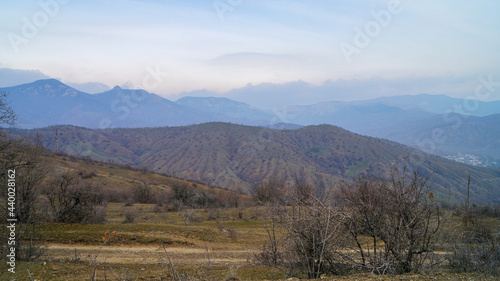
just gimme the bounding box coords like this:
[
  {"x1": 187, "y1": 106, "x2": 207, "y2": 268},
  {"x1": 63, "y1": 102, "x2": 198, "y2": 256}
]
[{"x1": 1, "y1": 202, "x2": 500, "y2": 280}]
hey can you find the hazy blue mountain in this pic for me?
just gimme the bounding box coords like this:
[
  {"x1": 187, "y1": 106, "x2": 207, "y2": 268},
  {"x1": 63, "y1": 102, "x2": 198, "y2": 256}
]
[
  {"x1": 91, "y1": 86, "x2": 237, "y2": 128},
  {"x1": 2, "y1": 79, "x2": 499, "y2": 164},
  {"x1": 282, "y1": 101, "x2": 437, "y2": 136},
  {"x1": 371, "y1": 94, "x2": 500, "y2": 117},
  {"x1": 383, "y1": 113, "x2": 500, "y2": 162},
  {"x1": 3, "y1": 79, "x2": 101, "y2": 128},
  {"x1": 176, "y1": 96, "x2": 274, "y2": 123},
  {"x1": 1, "y1": 79, "x2": 236, "y2": 128},
  {"x1": 279, "y1": 98, "x2": 500, "y2": 163}
]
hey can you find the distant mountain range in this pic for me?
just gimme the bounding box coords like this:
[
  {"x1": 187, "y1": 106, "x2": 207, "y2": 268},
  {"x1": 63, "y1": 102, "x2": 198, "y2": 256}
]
[
  {"x1": 9, "y1": 123, "x2": 500, "y2": 204},
  {"x1": 2, "y1": 79, "x2": 500, "y2": 164}
]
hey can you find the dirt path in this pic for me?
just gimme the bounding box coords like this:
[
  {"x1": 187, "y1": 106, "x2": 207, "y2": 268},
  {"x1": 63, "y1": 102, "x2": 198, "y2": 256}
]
[{"x1": 47, "y1": 243, "x2": 252, "y2": 265}]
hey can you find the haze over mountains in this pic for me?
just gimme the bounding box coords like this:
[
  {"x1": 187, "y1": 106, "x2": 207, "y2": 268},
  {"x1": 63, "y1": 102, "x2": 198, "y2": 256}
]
[
  {"x1": 4, "y1": 78, "x2": 500, "y2": 204},
  {"x1": 3, "y1": 79, "x2": 500, "y2": 166}
]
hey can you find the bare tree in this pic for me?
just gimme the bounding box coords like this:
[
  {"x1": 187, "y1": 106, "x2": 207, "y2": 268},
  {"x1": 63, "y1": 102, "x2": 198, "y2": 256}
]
[
  {"x1": 258, "y1": 176, "x2": 349, "y2": 278},
  {"x1": 0, "y1": 96, "x2": 48, "y2": 261},
  {"x1": 339, "y1": 165, "x2": 446, "y2": 274},
  {"x1": 0, "y1": 91, "x2": 15, "y2": 127},
  {"x1": 131, "y1": 182, "x2": 155, "y2": 203},
  {"x1": 252, "y1": 174, "x2": 286, "y2": 206},
  {"x1": 290, "y1": 175, "x2": 315, "y2": 205},
  {"x1": 0, "y1": 91, "x2": 18, "y2": 180},
  {"x1": 45, "y1": 170, "x2": 105, "y2": 223},
  {"x1": 169, "y1": 181, "x2": 196, "y2": 209},
  {"x1": 279, "y1": 187, "x2": 347, "y2": 278},
  {"x1": 445, "y1": 177, "x2": 500, "y2": 276},
  {"x1": 258, "y1": 164, "x2": 447, "y2": 278}
]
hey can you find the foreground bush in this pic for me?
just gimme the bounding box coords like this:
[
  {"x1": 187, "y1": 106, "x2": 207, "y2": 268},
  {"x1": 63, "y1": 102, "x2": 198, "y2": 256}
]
[
  {"x1": 258, "y1": 163, "x2": 447, "y2": 278},
  {"x1": 45, "y1": 171, "x2": 106, "y2": 224},
  {"x1": 446, "y1": 207, "x2": 500, "y2": 276},
  {"x1": 339, "y1": 167, "x2": 446, "y2": 274}
]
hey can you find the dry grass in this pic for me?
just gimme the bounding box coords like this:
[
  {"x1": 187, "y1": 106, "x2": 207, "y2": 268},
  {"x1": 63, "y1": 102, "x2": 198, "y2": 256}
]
[
  {"x1": 3, "y1": 155, "x2": 499, "y2": 280},
  {"x1": 2, "y1": 203, "x2": 500, "y2": 280}
]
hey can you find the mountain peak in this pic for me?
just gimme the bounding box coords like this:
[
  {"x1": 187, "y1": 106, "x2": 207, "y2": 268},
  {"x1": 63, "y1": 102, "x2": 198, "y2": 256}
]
[
  {"x1": 30, "y1": 78, "x2": 68, "y2": 87},
  {"x1": 5, "y1": 79, "x2": 87, "y2": 99},
  {"x1": 38, "y1": 78, "x2": 62, "y2": 83}
]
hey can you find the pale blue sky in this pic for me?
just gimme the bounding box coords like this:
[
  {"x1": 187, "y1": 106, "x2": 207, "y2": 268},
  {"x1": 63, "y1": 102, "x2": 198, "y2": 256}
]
[{"x1": 1, "y1": 0, "x2": 499, "y2": 101}]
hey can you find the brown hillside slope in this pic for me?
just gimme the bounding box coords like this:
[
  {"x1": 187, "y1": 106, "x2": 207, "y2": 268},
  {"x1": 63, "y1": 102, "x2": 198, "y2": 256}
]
[{"x1": 9, "y1": 123, "x2": 500, "y2": 203}]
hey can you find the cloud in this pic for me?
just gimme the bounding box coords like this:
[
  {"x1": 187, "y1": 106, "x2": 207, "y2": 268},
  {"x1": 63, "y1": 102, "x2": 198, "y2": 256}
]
[
  {"x1": 0, "y1": 67, "x2": 111, "y2": 94},
  {"x1": 208, "y1": 52, "x2": 296, "y2": 67},
  {"x1": 1, "y1": 1, "x2": 499, "y2": 98},
  {"x1": 0, "y1": 68, "x2": 50, "y2": 87},
  {"x1": 66, "y1": 82, "x2": 111, "y2": 94},
  {"x1": 216, "y1": 75, "x2": 485, "y2": 109}
]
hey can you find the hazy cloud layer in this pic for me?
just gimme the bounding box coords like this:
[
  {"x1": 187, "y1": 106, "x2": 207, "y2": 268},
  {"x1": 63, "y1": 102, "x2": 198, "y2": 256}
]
[
  {"x1": 1, "y1": 0, "x2": 498, "y2": 100},
  {"x1": 0, "y1": 68, "x2": 50, "y2": 87},
  {"x1": 177, "y1": 75, "x2": 486, "y2": 109}
]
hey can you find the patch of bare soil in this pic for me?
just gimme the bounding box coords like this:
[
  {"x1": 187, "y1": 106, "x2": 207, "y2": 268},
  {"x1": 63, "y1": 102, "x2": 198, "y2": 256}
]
[{"x1": 47, "y1": 243, "x2": 252, "y2": 265}]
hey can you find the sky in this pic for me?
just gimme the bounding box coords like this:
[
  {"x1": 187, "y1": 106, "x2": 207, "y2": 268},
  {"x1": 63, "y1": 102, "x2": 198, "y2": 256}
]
[{"x1": 1, "y1": 0, "x2": 500, "y2": 105}]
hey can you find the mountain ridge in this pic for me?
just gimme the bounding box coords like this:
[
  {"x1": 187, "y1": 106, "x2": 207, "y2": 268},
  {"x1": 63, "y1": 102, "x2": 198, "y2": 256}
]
[
  {"x1": 2, "y1": 79, "x2": 499, "y2": 164},
  {"x1": 9, "y1": 122, "x2": 500, "y2": 204}
]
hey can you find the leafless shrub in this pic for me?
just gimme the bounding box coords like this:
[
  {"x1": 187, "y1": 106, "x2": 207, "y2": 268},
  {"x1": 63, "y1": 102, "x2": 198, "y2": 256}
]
[
  {"x1": 170, "y1": 182, "x2": 196, "y2": 209},
  {"x1": 207, "y1": 209, "x2": 221, "y2": 220},
  {"x1": 252, "y1": 175, "x2": 286, "y2": 206},
  {"x1": 338, "y1": 165, "x2": 446, "y2": 274},
  {"x1": 257, "y1": 164, "x2": 447, "y2": 278},
  {"x1": 45, "y1": 171, "x2": 106, "y2": 224},
  {"x1": 183, "y1": 209, "x2": 198, "y2": 225},
  {"x1": 78, "y1": 169, "x2": 97, "y2": 179},
  {"x1": 151, "y1": 204, "x2": 162, "y2": 213},
  {"x1": 275, "y1": 183, "x2": 350, "y2": 278},
  {"x1": 0, "y1": 134, "x2": 51, "y2": 262},
  {"x1": 227, "y1": 228, "x2": 237, "y2": 239},
  {"x1": 255, "y1": 217, "x2": 286, "y2": 269},
  {"x1": 233, "y1": 208, "x2": 245, "y2": 220},
  {"x1": 92, "y1": 205, "x2": 107, "y2": 225},
  {"x1": 131, "y1": 182, "x2": 156, "y2": 203},
  {"x1": 446, "y1": 235, "x2": 500, "y2": 275},
  {"x1": 103, "y1": 187, "x2": 132, "y2": 203},
  {"x1": 220, "y1": 191, "x2": 241, "y2": 208},
  {"x1": 0, "y1": 91, "x2": 16, "y2": 127},
  {"x1": 290, "y1": 175, "x2": 315, "y2": 205},
  {"x1": 155, "y1": 189, "x2": 170, "y2": 207},
  {"x1": 123, "y1": 208, "x2": 138, "y2": 224},
  {"x1": 446, "y1": 205, "x2": 500, "y2": 276},
  {"x1": 194, "y1": 190, "x2": 218, "y2": 208}
]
